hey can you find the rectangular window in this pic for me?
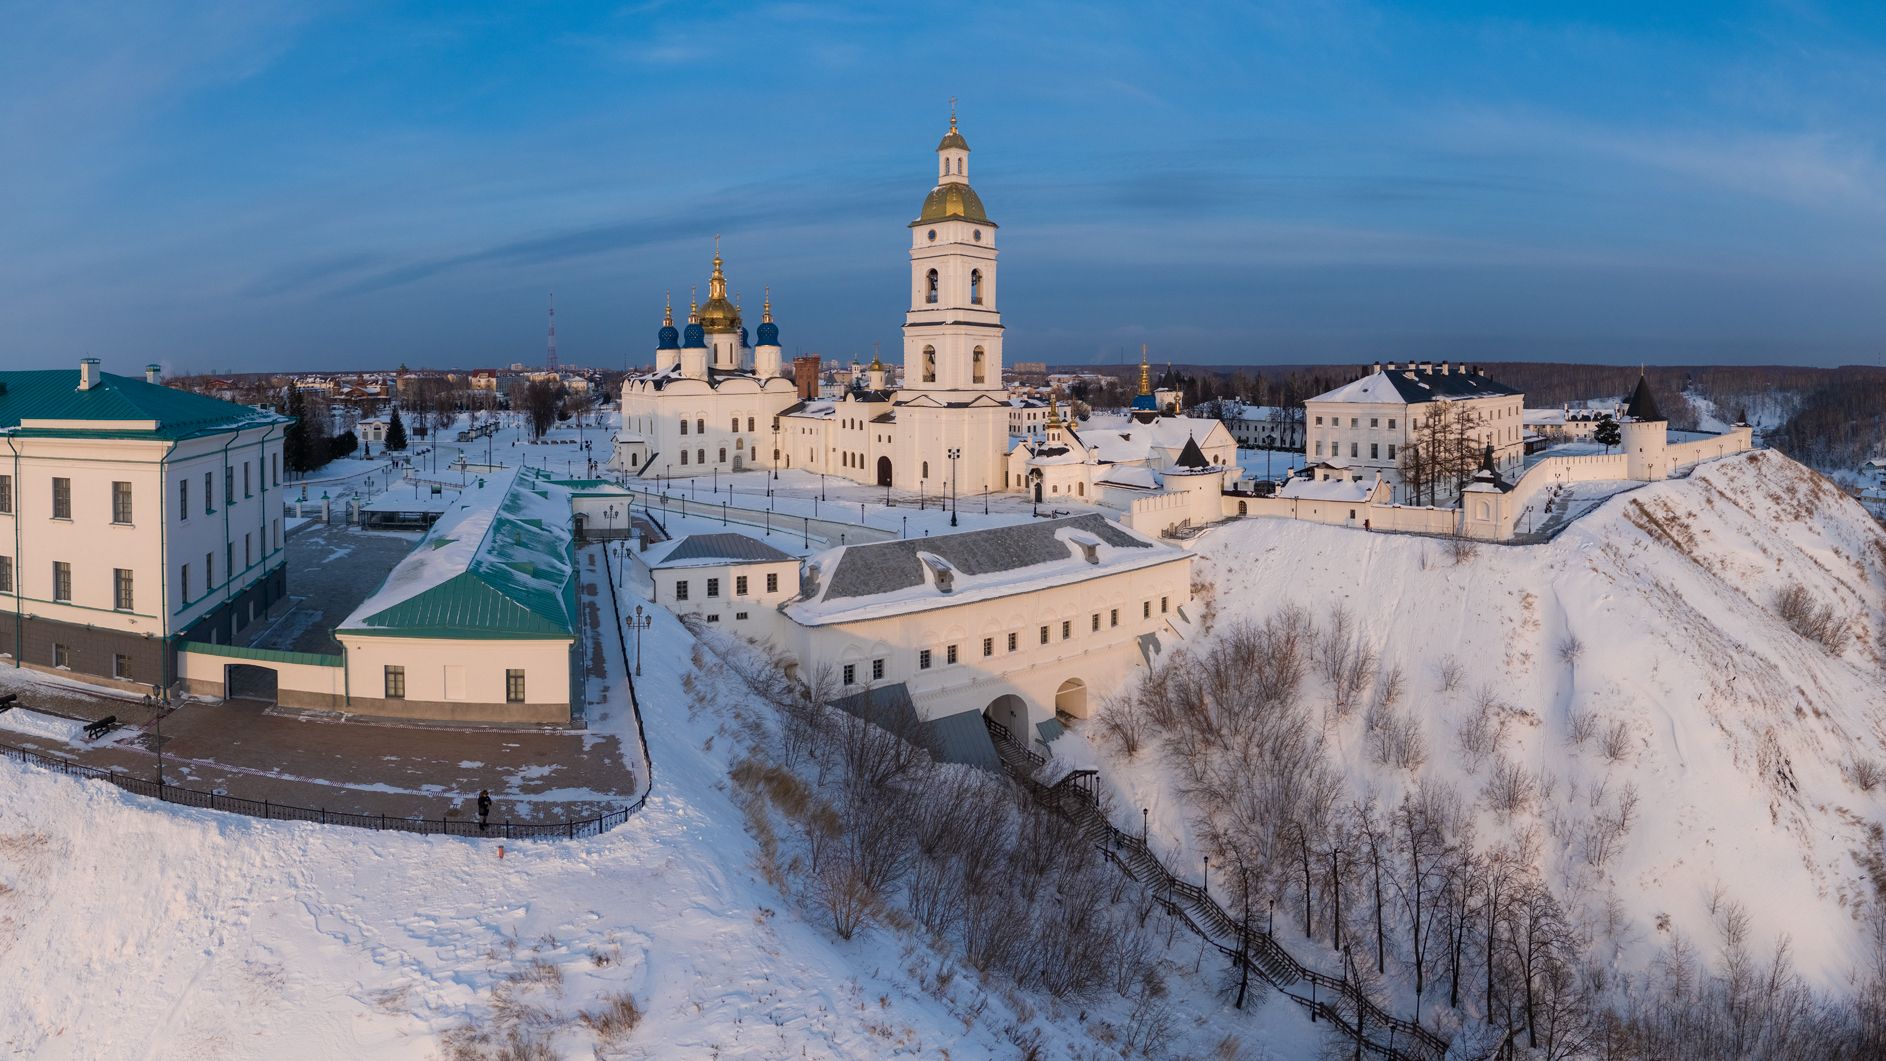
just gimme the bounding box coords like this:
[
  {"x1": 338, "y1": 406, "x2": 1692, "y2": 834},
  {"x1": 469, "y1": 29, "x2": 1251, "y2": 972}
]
[
  {"x1": 0, "y1": 555, "x2": 11, "y2": 592},
  {"x1": 52, "y1": 561, "x2": 71, "y2": 602},
  {"x1": 946, "y1": 644, "x2": 958, "y2": 665},
  {"x1": 114, "y1": 569, "x2": 133, "y2": 610},
  {"x1": 272, "y1": 453, "x2": 279, "y2": 487},
  {"x1": 1314, "y1": 441, "x2": 1323, "y2": 456},
  {"x1": 1007, "y1": 631, "x2": 1017, "y2": 652},
  {"x1": 245, "y1": 533, "x2": 253, "y2": 568},
  {"x1": 224, "y1": 467, "x2": 234, "y2": 505},
  {"x1": 1091, "y1": 613, "x2": 1101, "y2": 632},
  {"x1": 179, "y1": 562, "x2": 189, "y2": 601},
  {"x1": 114, "y1": 654, "x2": 133, "y2": 681},
  {"x1": 1111, "y1": 608, "x2": 1119, "y2": 628},
  {"x1": 505, "y1": 669, "x2": 526, "y2": 703},
  {"x1": 1370, "y1": 418, "x2": 1378, "y2": 428},
  {"x1": 1143, "y1": 601, "x2": 1152, "y2": 619},
  {"x1": 735, "y1": 575, "x2": 748, "y2": 596},
  {"x1": 1370, "y1": 443, "x2": 1379, "y2": 459},
  {"x1": 1350, "y1": 442, "x2": 1359, "y2": 458},
  {"x1": 1039, "y1": 625, "x2": 1050, "y2": 645},
  {"x1": 385, "y1": 666, "x2": 405, "y2": 699},
  {"x1": 0, "y1": 473, "x2": 11, "y2": 514},
  {"x1": 1061, "y1": 620, "x2": 1071, "y2": 639},
  {"x1": 51, "y1": 477, "x2": 71, "y2": 519},
  {"x1": 766, "y1": 572, "x2": 779, "y2": 593},
  {"x1": 205, "y1": 551, "x2": 214, "y2": 587},
  {"x1": 243, "y1": 462, "x2": 252, "y2": 498},
  {"x1": 872, "y1": 658, "x2": 884, "y2": 681},
  {"x1": 273, "y1": 518, "x2": 280, "y2": 550},
  {"x1": 735, "y1": 611, "x2": 748, "y2": 620},
  {"x1": 205, "y1": 472, "x2": 214, "y2": 514},
  {"x1": 1161, "y1": 595, "x2": 1170, "y2": 613},
  {"x1": 1387, "y1": 444, "x2": 1397, "y2": 459},
  {"x1": 919, "y1": 649, "x2": 932, "y2": 670},
  {"x1": 226, "y1": 543, "x2": 233, "y2": 579},
  {"x1": 1350, "y1": 417, "x2": 1359, "y2": 428},
  {"x1": 179, "y1": 478, "x2": 188, "y2": 519},
  {"x1": 843, "y1": 663, "x2": 856, "y2": 686},
  {"x1": 706, "y1": 577, "x2": 720, "y2": 598},
  {"x1": 1388, "y1": 418, "x2": 1397, "y2": 429},
  {"x1": 53, "y1": 643, "x2": 70, "y2": 669},
  {"x1": 674, "y1": 579, "x2": 689, "y2": 601},
  {"x1": 1314, "y1": 416, "x2": 1323, "y2": 426}
]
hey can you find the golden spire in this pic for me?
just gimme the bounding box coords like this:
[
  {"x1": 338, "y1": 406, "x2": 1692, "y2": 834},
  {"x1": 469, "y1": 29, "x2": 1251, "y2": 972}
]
[
  {"x1": 762, "y1": 286, "x2": 772, "y2": 324},
  {"x1": 1138, "y1": 343, "x2": 1152, "y2": 396},
  {"x1": 688, "y1": 286, "x2": 698, "y2": 323},
  {"x1": 1047, "y1": 393, "x2": 1062, "y2": 428},
  {"x1": 663, "y1": 290, "x2": 673, "y2": 327}
]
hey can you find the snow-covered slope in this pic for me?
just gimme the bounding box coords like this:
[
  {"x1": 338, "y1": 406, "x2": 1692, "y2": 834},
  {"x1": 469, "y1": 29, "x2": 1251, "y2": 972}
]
[{"x1": 1165, "y1": 449, "x2": 1886, "y2": 989}]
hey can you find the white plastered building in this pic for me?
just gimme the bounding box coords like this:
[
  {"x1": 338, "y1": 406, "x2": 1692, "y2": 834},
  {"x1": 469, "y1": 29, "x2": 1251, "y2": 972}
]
[{"x1": 1303, "y1": 360, "x2": 1525, "y2": 503}]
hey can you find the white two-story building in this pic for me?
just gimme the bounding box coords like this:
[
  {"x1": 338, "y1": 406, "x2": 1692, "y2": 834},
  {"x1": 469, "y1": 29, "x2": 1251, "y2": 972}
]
[{"x1": 1303, "y1": 361, "x2": 1524, "y2": 503}]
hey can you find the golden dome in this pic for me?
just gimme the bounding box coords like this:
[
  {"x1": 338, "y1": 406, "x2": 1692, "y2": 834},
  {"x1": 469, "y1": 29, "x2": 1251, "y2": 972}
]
[
  {"x1": 698, "y1": 245, "x2": 741, "y2": 333},
  {"x1": 937, "y1": 113, "x2": 969, "y2": 153},
  {"x1": 912, "y1": 182, "x2": 993, "y2": 226}
]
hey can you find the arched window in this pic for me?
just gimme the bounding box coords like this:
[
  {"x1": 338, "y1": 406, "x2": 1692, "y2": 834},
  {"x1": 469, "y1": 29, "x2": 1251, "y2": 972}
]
[
  {"x1": 956, "y1": 157, "x2": 963, "y2": 175},
  {"x1": 972, "y1": 346, "x2": 986, "y2": 384},
  {"x1": 747, "y1": 416, "x2": 755, "y2": 432},
  {"x1": 922, "y1": 346, "x2": 937, "y2": 383},
  {"x1": 970, "y1": 269, "x2": 982, "y2": 304},
  {"x1": 925, "y1": 269, "x2": 938, "y2": 304},
  {"x1": 719, "y1": 448, "x2": 727, "y2": 463},
  {"x1": 681, "y1": 451, "x2": 689, "y2": 465},
  {"x1": 922, "y1": 461, "x2": 930, "y2": 479},
  {"x1": 1077, "y1": 482, "x2": 1085, "y2": 497},
  {"x1": 697, "y1": 448, "x2": 705, "y2": 464},
  {"x1": 730, "y1": 417, "x2": 738, "y2": 432},
  {"x1": 696, "y1": 418, "x2": 704, "y2": 434},
  {"x1": 680, "y1": 420, "x2": 689, "y2": 436}
]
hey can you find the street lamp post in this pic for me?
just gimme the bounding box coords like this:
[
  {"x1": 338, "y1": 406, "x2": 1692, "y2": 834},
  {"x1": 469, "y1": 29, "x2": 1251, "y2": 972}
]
[
  {"x1": 948, "y1": 447, "x2": 960, "y2": 527},
  {"x1": 629, "y1": 605, "x2": 652, "y2": 677}
]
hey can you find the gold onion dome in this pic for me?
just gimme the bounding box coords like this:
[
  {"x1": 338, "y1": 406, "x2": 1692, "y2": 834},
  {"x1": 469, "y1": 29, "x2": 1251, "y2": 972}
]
[{"x1": 698, "y1": 245, "x2": 741, "y2": 333}]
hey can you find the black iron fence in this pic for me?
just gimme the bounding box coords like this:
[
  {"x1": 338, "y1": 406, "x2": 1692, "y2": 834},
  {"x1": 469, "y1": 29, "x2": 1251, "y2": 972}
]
[
  {"x1": 1, "y1": 741, "x2": 640, "y2": 840},
  {"x1": 984, "y1": 719, "x2": 1450, "y2": 1061}
]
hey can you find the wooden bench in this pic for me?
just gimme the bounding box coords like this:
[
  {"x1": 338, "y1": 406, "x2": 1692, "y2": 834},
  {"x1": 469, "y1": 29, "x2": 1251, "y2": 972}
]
[{"x1": 82, "y1": 716, "x2": 118, "y2": 741}]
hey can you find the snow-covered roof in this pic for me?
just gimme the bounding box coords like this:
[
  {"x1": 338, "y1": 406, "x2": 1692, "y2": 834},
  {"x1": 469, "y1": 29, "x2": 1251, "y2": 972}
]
[
  {"x1": 1278, "y1": 476, "x2": 1380, "y2": 502},
  {"x1": 1308, "y1": 367, "x2": 1519, "y2": 405},
  {"x1": 786, "y1": 515, "x2": 1186, "y2": 625},
  {"x1": 1097, "y1": 465, "x2": 1160, "y2": 490},
  {"x1": 338, "y1": 467, "x2": 578, "y2": 640},
  {"x1": 647, "y1": 533, "x2": 797, "y2": 569}
]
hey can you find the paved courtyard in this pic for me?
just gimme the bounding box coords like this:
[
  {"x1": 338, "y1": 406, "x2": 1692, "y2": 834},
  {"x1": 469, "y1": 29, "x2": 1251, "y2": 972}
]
[{"x1": 242, "y1": 522, "x2": 422, "y2": 654}]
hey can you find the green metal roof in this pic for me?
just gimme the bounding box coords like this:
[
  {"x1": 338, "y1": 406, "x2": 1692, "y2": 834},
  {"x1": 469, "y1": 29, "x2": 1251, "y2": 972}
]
[
  {"x1": 338, "y1": 468, "x2": 578, "y2": 641},
  {"x1": 177, "y1": 640, "x2": 343, "y2": 667},
  {"x1": 0, "y1": 369, "x2": 288, "y2": 440}
]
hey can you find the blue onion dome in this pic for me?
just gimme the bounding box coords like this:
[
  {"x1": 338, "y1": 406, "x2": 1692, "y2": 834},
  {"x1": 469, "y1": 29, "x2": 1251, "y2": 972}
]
[
  {"x1": 1131, "y1": 392, "x2": 1159, "y2": 410},
  {"x1": 682, "y1": 322, "x2": 705, "y2": 348},
  {"x1": 740, "y1": 325, "x2": 750, "y2": 348},
  {"x1": 756, "y1": 320, "x2": 779, "y2": 346},
  {"x1": 658, "y1": 323, "x2": 679, "y2": 348}
]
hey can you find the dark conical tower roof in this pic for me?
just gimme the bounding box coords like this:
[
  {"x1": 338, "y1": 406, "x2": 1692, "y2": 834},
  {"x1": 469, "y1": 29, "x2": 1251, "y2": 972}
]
[
  {"x1": 1624, "y1": 373, "x2": 1664, "y2": 422},
  {"x1": 1175, "y1": 435, "x2": 1211, "y2": 469}
]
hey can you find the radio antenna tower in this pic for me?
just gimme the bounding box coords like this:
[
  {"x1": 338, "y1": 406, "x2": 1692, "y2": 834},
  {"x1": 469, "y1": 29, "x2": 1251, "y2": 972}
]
[{"x1": 546, "y1": 292, "x2": 559, "y2": 373}]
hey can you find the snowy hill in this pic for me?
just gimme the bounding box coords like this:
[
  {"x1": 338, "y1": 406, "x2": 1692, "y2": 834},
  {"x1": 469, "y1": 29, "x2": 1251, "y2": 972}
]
[{"x1": 1074, "y1": 448, "x2": 1886, "y2": 1047}]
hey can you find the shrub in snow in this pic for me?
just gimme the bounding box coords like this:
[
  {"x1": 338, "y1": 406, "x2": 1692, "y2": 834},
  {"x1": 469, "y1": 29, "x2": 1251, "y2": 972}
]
[{"x1": 1775, "y1": 582, "x2": 1851, "y2": 654}]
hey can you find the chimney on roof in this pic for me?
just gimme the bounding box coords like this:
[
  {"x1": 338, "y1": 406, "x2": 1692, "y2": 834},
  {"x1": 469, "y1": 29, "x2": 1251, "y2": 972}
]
[
  {"x1": 1419, "y1": 361, "x2": 1432, "y2": 373},
  {"x1": 78, "y1": 357, "x2": 101, "y2": 391},
  {"x1": 1440, "y1": 360, "x2": 1451, "y2": 375},
  {"x1": 1386, "y1": 361, "x2": 1397, "y2": 372},
  {"x1": 1370, "y1": 361, "x2": 1381, "y2": 375},
  {"x1": 145, "y1": 364, "x2": 162, "y2": 385}
]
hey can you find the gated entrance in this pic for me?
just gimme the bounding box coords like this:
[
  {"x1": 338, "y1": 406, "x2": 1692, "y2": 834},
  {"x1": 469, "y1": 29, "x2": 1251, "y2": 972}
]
[{"x1": 225, "y1": 664, "x2": 278, "y2": 706}]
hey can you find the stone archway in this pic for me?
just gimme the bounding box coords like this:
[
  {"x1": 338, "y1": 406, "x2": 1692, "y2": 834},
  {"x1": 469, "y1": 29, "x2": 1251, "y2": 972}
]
[
  {"x1": 876, "y1": 455, "x2": 893, "y2": 487},
  {"x1": 225, "y1": 664, "x2": 278, "y2": 707},
  {"x1": 1054, "y1": 678, "x2": 1089, "y2": 719},
  {"x1": 984, "y1": 693, "x2": 1029, "y2": 740}
]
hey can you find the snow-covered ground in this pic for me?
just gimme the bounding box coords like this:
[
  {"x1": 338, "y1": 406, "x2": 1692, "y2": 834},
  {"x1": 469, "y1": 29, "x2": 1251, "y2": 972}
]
[
  {"x1": 1063, "y1": 448, "x2": 1886, "y2": 1014},
  {"x1": 2, "y1": 534, "x2": 1326, "y2": 1060}
]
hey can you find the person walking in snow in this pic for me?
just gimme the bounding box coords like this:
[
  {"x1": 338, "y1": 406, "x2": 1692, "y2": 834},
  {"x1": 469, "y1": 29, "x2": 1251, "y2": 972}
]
[{"x1": 477, "y1": 789, "x2": 492, "y2": 832}]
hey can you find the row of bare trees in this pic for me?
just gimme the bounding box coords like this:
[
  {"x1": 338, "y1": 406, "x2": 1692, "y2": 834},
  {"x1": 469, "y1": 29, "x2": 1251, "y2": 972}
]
[
  {"x1": 1100, "y1": 603, "x2": 1886, "y2": 1057},
  {"x1": 723, "y1": 646, "x2": 1174, "y2": 1043}
]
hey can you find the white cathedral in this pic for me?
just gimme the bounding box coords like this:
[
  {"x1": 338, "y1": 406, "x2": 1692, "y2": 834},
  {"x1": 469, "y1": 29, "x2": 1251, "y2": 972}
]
[{"x1": 614, "y1": 114, "x2": 1239, "y2": 529}]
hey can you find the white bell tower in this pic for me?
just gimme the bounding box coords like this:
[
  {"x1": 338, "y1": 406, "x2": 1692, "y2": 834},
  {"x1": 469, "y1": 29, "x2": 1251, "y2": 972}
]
[{"x1": 903, "y1": 108, "x2": 1002, "y2": 398}]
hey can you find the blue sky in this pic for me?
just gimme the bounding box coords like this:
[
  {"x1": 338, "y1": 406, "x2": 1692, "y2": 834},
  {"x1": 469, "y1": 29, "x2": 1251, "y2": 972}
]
[{"x1": 3, "y1": 0, "x2": 1884, "y2": 372}]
